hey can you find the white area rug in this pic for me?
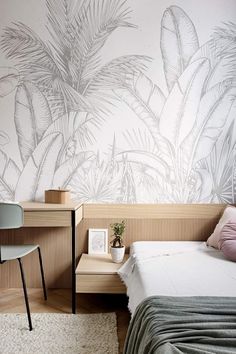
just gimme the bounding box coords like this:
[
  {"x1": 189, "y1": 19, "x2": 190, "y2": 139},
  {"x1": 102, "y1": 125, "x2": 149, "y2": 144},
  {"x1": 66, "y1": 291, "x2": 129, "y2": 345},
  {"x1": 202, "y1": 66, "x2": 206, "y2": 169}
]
[{"x1": 0, "y1": 313, "x2": 119, "y2": 354}]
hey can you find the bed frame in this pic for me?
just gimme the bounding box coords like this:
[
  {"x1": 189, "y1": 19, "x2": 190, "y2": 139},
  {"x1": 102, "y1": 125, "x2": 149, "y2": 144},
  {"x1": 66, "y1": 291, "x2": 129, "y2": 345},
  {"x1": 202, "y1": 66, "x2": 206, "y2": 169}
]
[{"x1": 77, "y1": 204, "x2": 228, "y2": 254}]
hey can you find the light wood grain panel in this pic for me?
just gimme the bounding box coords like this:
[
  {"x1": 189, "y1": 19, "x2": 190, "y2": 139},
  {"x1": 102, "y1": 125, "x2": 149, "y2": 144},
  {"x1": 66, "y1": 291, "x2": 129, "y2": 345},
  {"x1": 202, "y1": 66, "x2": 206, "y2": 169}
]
[
  {"x1": 83, "y1": 204, "x2": 227, "y2": 219},
  {"x1": 0, "y1": 227, "x2": 72, "y2": 288},
  {"x1": 20, "y1": 201, "x2": 81, "y2": 211},
  {"x1": 76, "y1": 274, "x2": 126, "y2": 293},
  {"x1": 77, "y1": 216, "x2": 221, "y2": 254},
  {"x1": 75, "y1": 205, "x2": 83, "y2": 226},
  {"x1": 23, "y1": 211, "x2": 71, "y2": 227}
]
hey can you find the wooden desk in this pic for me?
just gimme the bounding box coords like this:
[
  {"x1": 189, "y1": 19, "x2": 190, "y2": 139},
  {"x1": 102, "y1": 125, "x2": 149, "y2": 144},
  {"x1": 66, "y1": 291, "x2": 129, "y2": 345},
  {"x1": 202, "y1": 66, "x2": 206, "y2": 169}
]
[{"x1": 0, "y1": 202, "x2": 83, "y2": 314}]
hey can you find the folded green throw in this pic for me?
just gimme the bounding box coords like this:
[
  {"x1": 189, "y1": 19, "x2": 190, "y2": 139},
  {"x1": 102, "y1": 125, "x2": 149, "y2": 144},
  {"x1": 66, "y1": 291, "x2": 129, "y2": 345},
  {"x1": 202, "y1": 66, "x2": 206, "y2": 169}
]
[{"x1": 124, "y1": 296, "x2": 236, "y2": 354}]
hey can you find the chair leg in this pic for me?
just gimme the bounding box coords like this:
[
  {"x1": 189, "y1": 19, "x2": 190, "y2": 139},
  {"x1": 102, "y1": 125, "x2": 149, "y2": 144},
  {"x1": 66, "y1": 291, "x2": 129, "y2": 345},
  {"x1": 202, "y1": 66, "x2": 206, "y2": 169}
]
[
  {"x1": 37, "y1": 247, "x2": 47, "y2": 300},
  {"x1": 18, "y1": 258, "x2": 33, "y2": 331}
]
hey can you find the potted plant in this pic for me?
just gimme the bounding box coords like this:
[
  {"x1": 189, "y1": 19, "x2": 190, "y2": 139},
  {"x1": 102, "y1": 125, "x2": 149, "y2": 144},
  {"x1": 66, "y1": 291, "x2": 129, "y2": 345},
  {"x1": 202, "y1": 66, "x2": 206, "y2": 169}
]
[{"x1": 110, "y1": 220, "x2": 126, "y2": 263}]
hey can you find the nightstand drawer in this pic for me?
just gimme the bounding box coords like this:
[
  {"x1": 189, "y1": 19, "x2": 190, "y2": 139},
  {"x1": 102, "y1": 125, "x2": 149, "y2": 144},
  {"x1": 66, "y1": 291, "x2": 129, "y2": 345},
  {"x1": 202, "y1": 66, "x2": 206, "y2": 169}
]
[{"x1": 76, "y1": 274, "x2": 126, "y2": 293}]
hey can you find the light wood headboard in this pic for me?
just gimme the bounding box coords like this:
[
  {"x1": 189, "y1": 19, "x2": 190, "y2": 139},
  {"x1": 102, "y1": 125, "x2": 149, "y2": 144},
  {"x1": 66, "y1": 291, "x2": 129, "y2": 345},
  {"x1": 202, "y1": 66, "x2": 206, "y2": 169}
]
[{"x1": 77, "y1": 204, "x2": 228, "y2": 254}]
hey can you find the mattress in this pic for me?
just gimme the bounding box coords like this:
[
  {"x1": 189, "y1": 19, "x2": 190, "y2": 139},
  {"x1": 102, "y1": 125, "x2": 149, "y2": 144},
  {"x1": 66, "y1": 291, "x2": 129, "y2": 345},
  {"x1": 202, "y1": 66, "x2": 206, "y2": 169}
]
[{"x1": 118, "y1": 241, "x2": 236, "y2": 314}]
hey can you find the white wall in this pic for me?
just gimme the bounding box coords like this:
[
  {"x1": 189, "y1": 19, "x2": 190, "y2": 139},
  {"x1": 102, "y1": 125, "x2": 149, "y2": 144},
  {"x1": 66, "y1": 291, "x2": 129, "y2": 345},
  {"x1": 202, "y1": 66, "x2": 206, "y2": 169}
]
[{"x1": 0, "y1": 0, "x2": 236, "y2": 203}]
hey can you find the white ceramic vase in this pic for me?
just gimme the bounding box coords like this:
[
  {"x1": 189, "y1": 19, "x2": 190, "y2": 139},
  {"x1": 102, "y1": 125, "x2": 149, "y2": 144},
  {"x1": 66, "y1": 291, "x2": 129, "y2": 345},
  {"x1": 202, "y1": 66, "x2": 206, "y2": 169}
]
[{"x1": 110, "y1": 246, "x2": 125, "y2": 263}]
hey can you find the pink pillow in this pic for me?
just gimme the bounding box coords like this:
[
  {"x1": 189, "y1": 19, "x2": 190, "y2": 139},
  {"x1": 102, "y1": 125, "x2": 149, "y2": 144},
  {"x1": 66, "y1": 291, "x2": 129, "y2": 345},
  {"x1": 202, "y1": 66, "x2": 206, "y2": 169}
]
[
  {"x1": 206, "y1": 206, "x2": 236, "y2": 249},
  {"x1": 219, "y1": 222, "x2": 236, "y2": 261}
]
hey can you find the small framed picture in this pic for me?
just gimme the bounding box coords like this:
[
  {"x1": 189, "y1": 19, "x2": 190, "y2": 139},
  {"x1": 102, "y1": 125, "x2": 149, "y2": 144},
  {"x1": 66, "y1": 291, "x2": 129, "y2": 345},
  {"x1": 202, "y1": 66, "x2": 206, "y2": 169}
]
[{"x1": 88, "y1": 228, "x2": 108, "y2": 254}]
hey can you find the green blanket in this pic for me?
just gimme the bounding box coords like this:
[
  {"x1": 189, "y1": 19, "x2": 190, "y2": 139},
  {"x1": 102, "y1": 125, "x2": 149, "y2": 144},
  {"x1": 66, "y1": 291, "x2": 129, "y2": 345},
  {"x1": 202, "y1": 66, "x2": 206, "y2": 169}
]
[{"x1": 123, "y1": 296, "x2": 236, "y2": 354}]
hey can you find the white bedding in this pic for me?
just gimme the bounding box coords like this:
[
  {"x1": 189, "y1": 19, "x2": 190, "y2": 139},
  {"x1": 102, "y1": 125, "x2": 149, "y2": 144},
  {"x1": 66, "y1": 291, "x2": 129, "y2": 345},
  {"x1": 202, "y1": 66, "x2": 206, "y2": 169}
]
[{"x1": 118, "y1": 241, "x2": 236, "y2": 314}]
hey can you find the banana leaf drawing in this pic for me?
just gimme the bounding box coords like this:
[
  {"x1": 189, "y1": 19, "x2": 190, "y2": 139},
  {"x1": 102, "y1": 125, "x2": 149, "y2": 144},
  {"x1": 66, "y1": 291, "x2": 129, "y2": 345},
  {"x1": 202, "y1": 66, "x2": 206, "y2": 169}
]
[
  {"x1": 0, "y1": 150, "x2": 20, "y2": 200},
  {"x1": 0, "y1": 67, "x2": 19, "y2": 97},
  {"x1": 161, "y1": 6, "x2": 199, "y2": 92},
  {"x1": 159, "y1": 58, "x2": 210, "y2": 149},
  {"x1": 116, "y1": 5, "x2": 236, "y2": 203},
  {"x1": 15, "y1": 82, "x2": 53, "y2": 165},
  {"x1": 15, "y1": 133, "x2": 63, "y2": 201}
]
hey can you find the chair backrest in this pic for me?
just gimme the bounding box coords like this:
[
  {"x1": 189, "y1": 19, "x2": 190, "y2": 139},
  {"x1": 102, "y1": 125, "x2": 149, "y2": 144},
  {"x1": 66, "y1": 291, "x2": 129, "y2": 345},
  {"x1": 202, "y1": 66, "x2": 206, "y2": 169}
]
[
  {"x1": 0, "y1": 203, "x2": 24, "y2": 263},
  {"x1": 0, "y1": 203, "x2": 24, "y2": 229}
]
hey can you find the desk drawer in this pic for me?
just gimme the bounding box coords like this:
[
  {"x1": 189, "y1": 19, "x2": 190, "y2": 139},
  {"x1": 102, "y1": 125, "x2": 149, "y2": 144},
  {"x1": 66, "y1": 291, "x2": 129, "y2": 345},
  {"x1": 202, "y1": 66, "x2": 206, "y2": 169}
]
[
  {"x1": 76, "y1": 274, "x2": 126, "y2": 294},
  {"x1": 24, "y1": 211, "x2": 71, "y2": 227}
]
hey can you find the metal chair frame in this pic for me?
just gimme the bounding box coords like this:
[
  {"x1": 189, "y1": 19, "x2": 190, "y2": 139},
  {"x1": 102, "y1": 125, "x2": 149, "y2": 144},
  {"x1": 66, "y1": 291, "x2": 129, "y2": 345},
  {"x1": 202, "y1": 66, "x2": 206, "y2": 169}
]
[{"x1": 0, "y1": 203, "x2": 47, "y2": 331}]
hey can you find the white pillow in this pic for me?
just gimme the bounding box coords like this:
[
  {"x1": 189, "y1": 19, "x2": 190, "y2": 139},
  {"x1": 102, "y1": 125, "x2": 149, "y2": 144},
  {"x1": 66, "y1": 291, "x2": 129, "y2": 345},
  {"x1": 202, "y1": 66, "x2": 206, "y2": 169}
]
[{"x1": 206, "y1": 206, "x2": 236, "y2": 249}]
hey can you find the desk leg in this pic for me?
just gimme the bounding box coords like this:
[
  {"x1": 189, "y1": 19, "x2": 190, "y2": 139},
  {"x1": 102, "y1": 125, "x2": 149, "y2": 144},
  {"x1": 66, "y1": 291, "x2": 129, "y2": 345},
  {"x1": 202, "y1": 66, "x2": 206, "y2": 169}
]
[{"x1": 72, "y1": 210, "x2": 76, "y2": 314}]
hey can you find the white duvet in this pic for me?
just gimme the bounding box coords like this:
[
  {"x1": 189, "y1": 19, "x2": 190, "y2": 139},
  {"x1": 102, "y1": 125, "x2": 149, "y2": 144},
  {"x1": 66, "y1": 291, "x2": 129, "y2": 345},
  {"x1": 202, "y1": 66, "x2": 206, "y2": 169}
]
[{"x1": 118, "y1": 241, "x2": 236, "y2": 314}]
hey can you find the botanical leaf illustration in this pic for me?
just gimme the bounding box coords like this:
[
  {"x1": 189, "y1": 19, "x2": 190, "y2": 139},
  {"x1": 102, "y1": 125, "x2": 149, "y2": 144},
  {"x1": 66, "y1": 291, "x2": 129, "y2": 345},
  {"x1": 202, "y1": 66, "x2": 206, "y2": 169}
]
[
  {"x1": 190, "y1": 23, "x2": 236, "y2": 90},
  {"x1": 0, "y1": 67, "x2": 19, "y2": 97},
  {"x1": 115, "y1": 72, "x2": 169, "y2": 161},
  {"x1": 0, "y1": 131, "x2": 10, "y2": 146},
  {"x1": 53, "y1": 151, "x2": 95, "y2": 188},
  {"x1": 15, "y1": 132, "x2": 63, "y2": 201},
  {"x1": 85, "y1": 55, "x2": 150, "y2": 97},
  {"x1": 65, "y1": 0, "x2": 136, "y2": 89},
  {"x1": 123, "y1": 128, "x2": 159, "y2": 156},
  {"x1": 43, "y1": 111, "x2": 102, "y2": 163},
  {"x1": 185, "y1": 84, "x2": 236, "y2": 166},
  {"x1": 69, "y1": 156, "x2": 124, "y2": 203},
  {"x1": 0, "y1": 150, "x2": 20, "y2": 200},
  {"x1": 1, "y1": 0, "x2": 146, "y2": 119},
  {"x1": 14, "y1": 82, "x2": 53, "y2": 165},
  {"x1": 161, "y1": 5, "x2": 199, "y2": 91},
  {"x1": 193, "y1": 169, "x2": 213, "y2": 202},
  {"x1": 201, "y1": 107, "x2": 236, "y2": 203},
  {"x1": 116, "y1": 150, "x2": 171, "y2": 181},
  {"x1": 159, "y1": 58, "x2": 210, "y2": 149}
]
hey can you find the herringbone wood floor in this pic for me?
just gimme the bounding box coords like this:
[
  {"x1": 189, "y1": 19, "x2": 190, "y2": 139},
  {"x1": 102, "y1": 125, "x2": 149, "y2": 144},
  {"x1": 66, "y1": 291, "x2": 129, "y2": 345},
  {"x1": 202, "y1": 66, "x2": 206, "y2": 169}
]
[{"x1": 0, "y1": 289, "x2": 130, "y2": 354}]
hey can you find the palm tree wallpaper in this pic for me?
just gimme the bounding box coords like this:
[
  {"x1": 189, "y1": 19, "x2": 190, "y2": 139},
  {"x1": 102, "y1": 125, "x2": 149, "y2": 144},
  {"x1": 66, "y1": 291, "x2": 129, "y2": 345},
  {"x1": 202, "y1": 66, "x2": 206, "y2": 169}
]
[{"x1": 0, "y1": 0, "x2": 235, "y2": 203}]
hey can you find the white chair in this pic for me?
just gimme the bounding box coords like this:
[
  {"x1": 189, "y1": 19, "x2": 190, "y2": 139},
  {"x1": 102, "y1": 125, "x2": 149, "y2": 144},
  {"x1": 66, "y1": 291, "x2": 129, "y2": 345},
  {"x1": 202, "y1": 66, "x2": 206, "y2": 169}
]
[{"x1": 0, "y1": 203, "x2": 47, "y2": 330}]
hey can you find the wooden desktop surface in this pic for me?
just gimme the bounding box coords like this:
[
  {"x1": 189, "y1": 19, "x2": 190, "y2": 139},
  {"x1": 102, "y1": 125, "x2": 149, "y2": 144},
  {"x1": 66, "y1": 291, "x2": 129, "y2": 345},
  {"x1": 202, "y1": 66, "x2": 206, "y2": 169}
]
[
  {"x1": 20, "y1": 201, "x2": 83, "y2": 227},
  {"x1": 20, "y1": 201, "x2": 81, "y2": 211}
]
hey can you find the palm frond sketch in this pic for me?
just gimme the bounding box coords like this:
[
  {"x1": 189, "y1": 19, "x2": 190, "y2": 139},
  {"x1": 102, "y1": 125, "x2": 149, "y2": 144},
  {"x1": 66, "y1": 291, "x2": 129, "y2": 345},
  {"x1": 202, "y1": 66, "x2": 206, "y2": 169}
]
[
  {"x1": 1, "y1": 0, "x2": 148, "y2": 118},
  {"x1": 69, "y1": 154, "x2": 124, "y2": 203},
  {"x1": 0, "y1": 2, "x2": 235, "y2": 203},
  {"x1": 0, "y1": 66, "x2": 19, "y2": 97}
]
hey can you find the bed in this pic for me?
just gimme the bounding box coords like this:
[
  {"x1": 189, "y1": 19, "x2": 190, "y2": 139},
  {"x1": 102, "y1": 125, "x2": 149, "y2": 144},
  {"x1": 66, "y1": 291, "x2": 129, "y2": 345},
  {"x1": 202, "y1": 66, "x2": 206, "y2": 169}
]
[{"x1": 119, "y1": 241, "x2": 236, "y2": 353}]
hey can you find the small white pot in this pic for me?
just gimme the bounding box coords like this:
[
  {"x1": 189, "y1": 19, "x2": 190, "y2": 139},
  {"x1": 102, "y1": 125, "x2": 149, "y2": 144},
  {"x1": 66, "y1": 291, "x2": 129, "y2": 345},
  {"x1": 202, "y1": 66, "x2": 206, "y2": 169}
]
[{"x1": 110, "y1": 246, "x2": 125, "y2": 263}]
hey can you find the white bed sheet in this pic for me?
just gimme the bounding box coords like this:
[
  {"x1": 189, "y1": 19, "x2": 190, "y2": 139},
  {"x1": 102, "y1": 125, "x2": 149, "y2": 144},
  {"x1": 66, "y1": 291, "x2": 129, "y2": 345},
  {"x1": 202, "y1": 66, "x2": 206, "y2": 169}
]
[{"x1": 118, "y1": 241, "x2": 236, "y2": 314}]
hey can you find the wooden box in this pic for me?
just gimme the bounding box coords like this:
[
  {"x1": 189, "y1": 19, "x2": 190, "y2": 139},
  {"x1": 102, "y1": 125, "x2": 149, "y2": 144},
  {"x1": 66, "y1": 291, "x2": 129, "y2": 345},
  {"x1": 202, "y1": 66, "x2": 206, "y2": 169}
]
[{"x1": 45, "y1": 189, "x2": 71, "y2": 204}]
